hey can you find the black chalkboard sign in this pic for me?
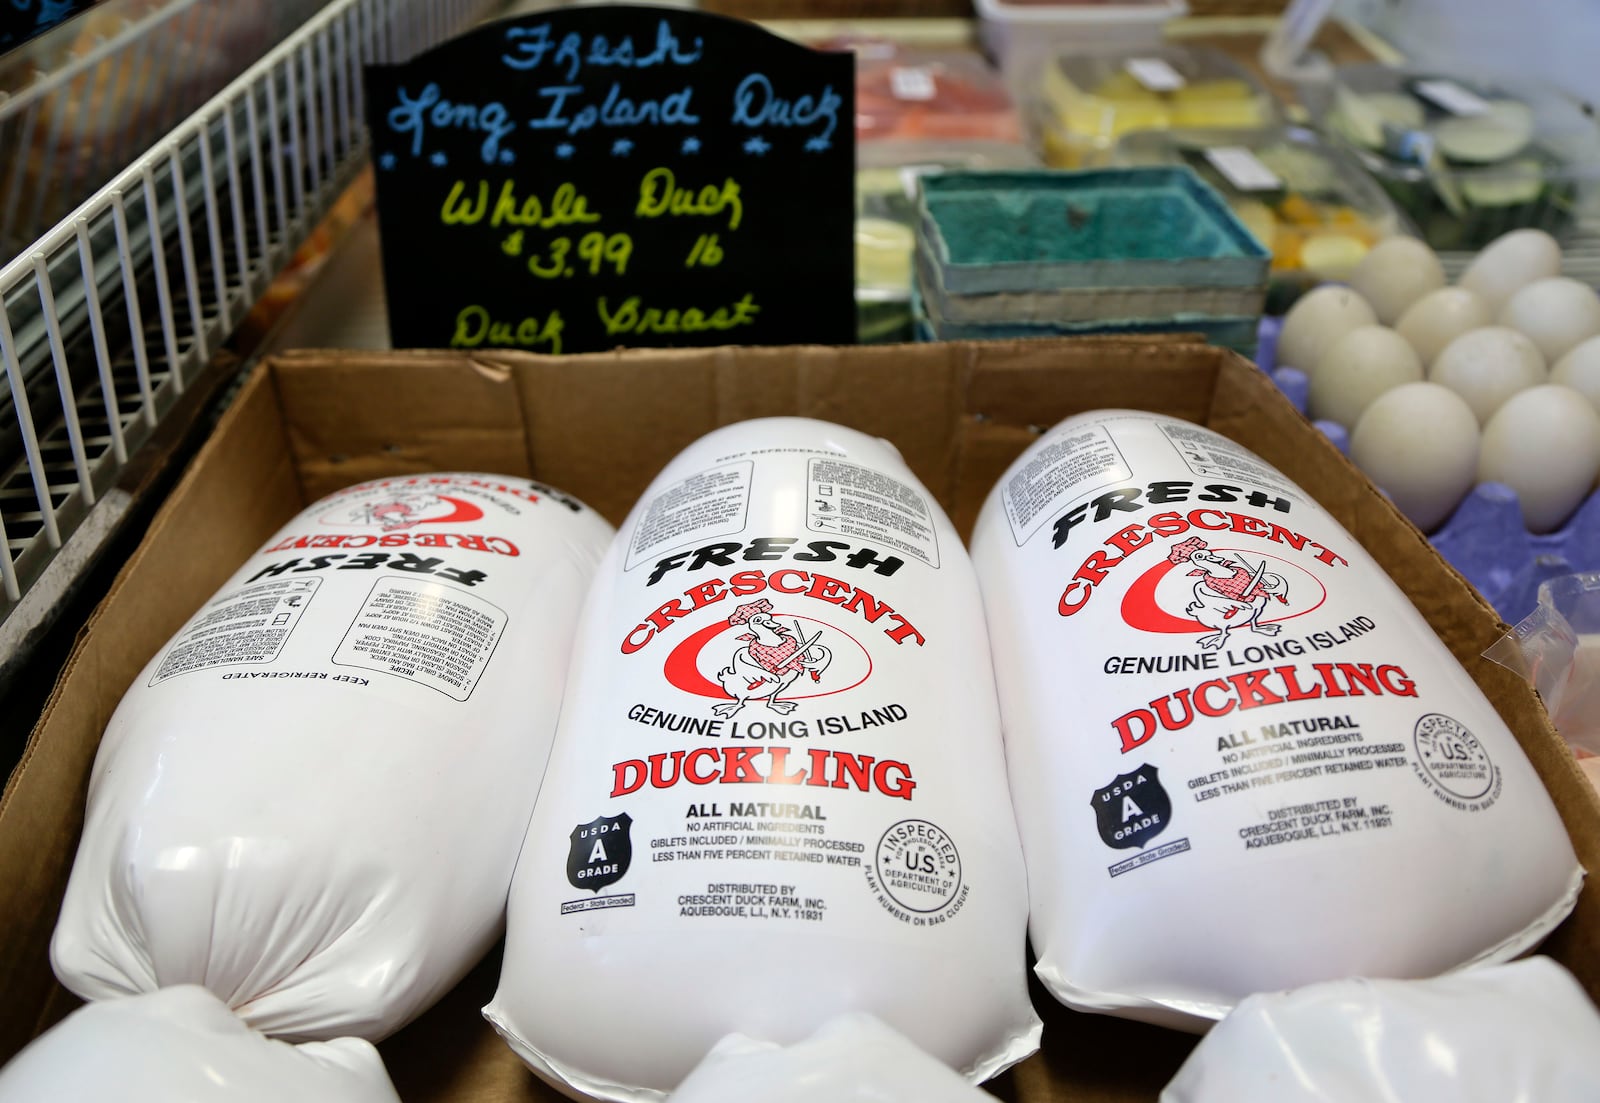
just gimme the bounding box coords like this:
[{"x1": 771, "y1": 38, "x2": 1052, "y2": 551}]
[
  {"x1": 0, "y1": 1, "x2": 96, "y2": 52},
  {"x1": 364, "y1": 6, "x2": 855, "y2": 354}
]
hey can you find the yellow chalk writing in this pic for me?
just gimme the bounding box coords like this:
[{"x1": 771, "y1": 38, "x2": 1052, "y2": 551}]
[
  {"x1": 525, "y1": 231, "x2": 632, "y2": 279},
  {"x1": 635, "y1": 167, "x2": 743, "y2": 231},
  {"x1": 439, "y1": 180, "x2": 599, "y2": 229},
  {"x1": 596, "y1": 294, "x2": 759, "y2": 337},
  {"x1": 450, "y1": 304, "x2": 564, "y2": 354}
]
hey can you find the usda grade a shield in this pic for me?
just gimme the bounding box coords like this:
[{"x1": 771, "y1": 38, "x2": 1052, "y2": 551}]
[
  {"x1": 970, "y1": 410, "x2": 1583, "y2": 1031},
  {"x1": 486, "y1": 418, "x2": 1040, "y2": 1100}
]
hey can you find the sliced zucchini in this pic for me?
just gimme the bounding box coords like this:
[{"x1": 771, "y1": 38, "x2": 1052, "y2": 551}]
[
  {"x1": 1433, "y1": 100, "x2": 1535, "y2": 164},
  {"x1": 1459, "y1": 159, "x2": 1547, "y2": 206},
  {"x1": 1328, "y1": 87, "x2": 1426, "y2": 150}
]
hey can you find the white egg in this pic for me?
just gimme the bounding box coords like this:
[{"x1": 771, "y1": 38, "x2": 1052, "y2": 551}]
[
  {"x1": 1552, "y1": 335, "x2": 1600, "y2": 415},
  {"x1": 1394, "y1": 286, "x2": 1491, "y2": 367},
  {"x1": 1345, "y1": 236, "x2": 1446, "y2": 325},
  {"x1": 1351, "y1": 382, "x2": 1480, "y2": 531},
  {"x1": 1277, "y1": 285, "x2": 1378, "y2": 377},
  {"x1": 1308, "y1": 325, "x2": 1424, "y2": 429},
  {"x1": 1458, "y1": 228, "x2": 1563, "y2": 314},
  {"x1": 1480, "y1": 385, "x2": 1600, "y2": 532},
  {"x1": 1429, "y1": 326, "x2": 1547, "y2": 424},
  {"x1": 1498, "y1": 276, "x2": 1600, "y2": 364}
]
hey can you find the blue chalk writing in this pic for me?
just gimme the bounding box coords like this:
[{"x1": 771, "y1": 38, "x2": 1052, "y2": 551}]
[
  {"x1": 387, "y1": 83, "x2": 516, "y2": 165},
  {"x1": 0, "y1": 0, "x2": 77, "y2": 49},
  {"x1": 528, "y1": 83, "x2": 699, "y2": 137},
  {"x1": 502, "y1": 19, "x2": 702, "y2": 79},
  {"x1": 502, "y1": 24, "x2": 582, "y2": 80},
  {"x1": 731, "y1": 74, "x2": 840, "y2": 145}
]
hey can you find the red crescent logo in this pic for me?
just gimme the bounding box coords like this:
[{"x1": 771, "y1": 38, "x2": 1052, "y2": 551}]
[
  {"x1": 663, "y1": 616, "x2": 873, "y2": 701},
  {"x1": 425, "y1": 495, "x2": 485, "y2": 525}
]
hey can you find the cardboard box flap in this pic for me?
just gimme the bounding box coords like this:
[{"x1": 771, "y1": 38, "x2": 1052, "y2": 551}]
[{"x1": 274, "y1": 350, "x2": 536, "y2": 502}]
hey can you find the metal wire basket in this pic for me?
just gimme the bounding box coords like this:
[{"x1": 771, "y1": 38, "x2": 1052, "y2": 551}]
[{"x1": 0, "y1": 0, "x2": 495, "y2": 661}]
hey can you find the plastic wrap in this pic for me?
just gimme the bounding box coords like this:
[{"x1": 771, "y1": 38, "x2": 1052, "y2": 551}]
[
  {"x1": 1162, "y1": 958, "x2": 1600, "y2": 1102},
  {"x1": 669, "y1": 1013, "x2": 989, "y2": 1103},
  {"x1": 970, "y1": 408, "x2": 1582, "y2": 1030},
  {"x1": 0, "y1": 987, "x2": 400, "y2": 1102},
  {"x1": 487, "y1": 418, "x2": 1039, "y2": 1100},
  {"x1": 52, "y1": 474, "x2": 614, "y2": 1040}
]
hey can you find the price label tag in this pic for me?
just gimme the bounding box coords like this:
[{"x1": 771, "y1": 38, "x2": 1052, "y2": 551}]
[
  {"x1": 890, "y1": 66, "x2": 937, "y2": 102},
  {"x1": 1204, "y1": 147, "x2": 1283, "y2": 192},
  {"x1": 897, "y1": 163, "x2": 944, "y2": 201},
  {"x1": 1414, "y1": 79, "x2": 1491, "y2": 117},
  {"x1": 365, "y1": 6, "x2": 857, "y2": 353},
  {"x1": 1125, "y1": 57, "x2": 1186, "y2": 93}
]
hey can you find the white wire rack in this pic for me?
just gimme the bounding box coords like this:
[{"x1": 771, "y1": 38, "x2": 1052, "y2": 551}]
[
  {"x1": 0, "y1": 0, "x2": 341, "y2": 259},
  {"x1": 0, "y1": 0, "x2": 497, "y2": 656}
]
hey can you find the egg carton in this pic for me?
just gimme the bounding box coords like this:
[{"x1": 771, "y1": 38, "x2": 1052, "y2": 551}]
[{"x1": 1257, "y1": 315, "x2": 1600, "y2": 622}]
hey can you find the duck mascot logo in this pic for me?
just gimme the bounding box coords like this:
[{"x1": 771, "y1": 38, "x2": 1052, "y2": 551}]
[
  {"x1": 1119, "y1": 536, "x2": 1328, "y2": 650},
  {"x1": 712, "y1": 599, "x2": 835, "y2": 718}
]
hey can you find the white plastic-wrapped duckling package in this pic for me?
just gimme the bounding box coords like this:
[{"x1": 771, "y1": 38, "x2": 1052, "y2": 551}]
[
  {"x1": 669, "y1": 1012, "x2": 993, "y2": 1103},
  {"x1": 970, "y1": 410, "x2": 1582, "y2": 1030},
  {"x1": 1162, "y1": 957, "x2": 1600, "y2": 1102},
  {"x1": 487, "y1": 418, "x2": 1040, "y2": 1100},
  {"x1": 0, "y1": 987, "x2": 400, "y2": 1103},
  {"x1": 52, "y1": 474, "x2": 615, "y2": 1041}
]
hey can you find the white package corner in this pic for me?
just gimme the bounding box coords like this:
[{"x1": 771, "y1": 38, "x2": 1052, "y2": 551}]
[
  {"x1": 670, "y1": 1012, "x2": 992, "y2": 1103},
  {"x1": 1162, "y1": 957, "x2": 1600, "y2": 1101},
  {"x1": 0, "y1": 987, "x2": 400, "y2": 1102}
]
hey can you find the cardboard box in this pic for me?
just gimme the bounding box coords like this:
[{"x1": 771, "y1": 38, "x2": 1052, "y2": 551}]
[{"x1": 3, "y1": 338, "x2": 1597, "y2": 1100}]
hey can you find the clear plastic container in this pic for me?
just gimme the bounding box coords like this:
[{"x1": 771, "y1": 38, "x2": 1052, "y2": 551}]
[
  {"x1": 1113, "y1": 126, "x2": 1409, "y2": 310},
  {"x1": 1031, "y1": 45, "x2": 1279, "y2": 169},
  {"x1": 852, "y1": 46, "x2": 1025, "y2": 145},
  {"x1": 975, "y1": 0, "x2": 1188, "y2": 92},
  {"x1": 1301, "y1": 63, "x2": 1600, "y2": 252}
]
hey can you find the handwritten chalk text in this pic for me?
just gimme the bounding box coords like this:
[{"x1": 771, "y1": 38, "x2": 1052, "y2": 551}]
[
  {"x1": 502, "y1": 20, "x2": 703, "y2": 80},
  {"x1": 635, "y1": 167, "x2": 743, "y2": 231},
  {"x1": 597, "y1": 294, "x2": 760, "y2": 337},
  {"x1": 388, "y1": 84, "x2": 516, "y2": 164},
  {"x1": 440, "y1": 180, "x2": 600, "y2": 230},
  {"x1": 450, "y1": 306, "x2": 565, "y2": 354},
  {"x1": 731, "y1": 74, "x2": 840, "y2": 144}
]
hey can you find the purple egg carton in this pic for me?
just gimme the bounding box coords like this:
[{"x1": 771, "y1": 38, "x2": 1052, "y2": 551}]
[{"x1": 1256, "y1": 315, "x2": 1600, "y2": 623}]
